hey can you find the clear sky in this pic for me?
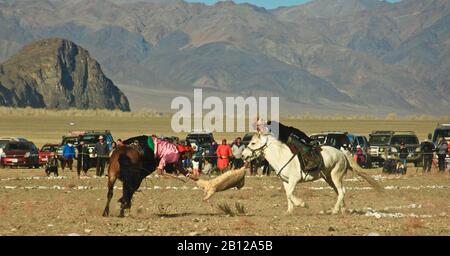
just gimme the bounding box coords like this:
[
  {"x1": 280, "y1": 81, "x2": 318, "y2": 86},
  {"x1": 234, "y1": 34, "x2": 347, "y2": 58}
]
[{"x1": 185, "y1": 0, "x2": 400, "y2": 10}]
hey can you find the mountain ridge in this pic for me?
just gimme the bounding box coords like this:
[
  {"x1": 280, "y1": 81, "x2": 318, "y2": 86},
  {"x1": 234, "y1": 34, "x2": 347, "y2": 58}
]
[
  {"x1": 0, "y1": 0, "x2": 449, "y2": 114},
  {"x1": 0, "y1": 38, "x2": 130, "y2": 110}
]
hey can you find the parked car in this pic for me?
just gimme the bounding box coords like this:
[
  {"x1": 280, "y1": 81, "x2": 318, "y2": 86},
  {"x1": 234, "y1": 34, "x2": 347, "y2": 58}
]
[
  {"x1": 310, "y1": 131, "x2": 351, "y2": 150},
  {"x1": 432, "y1": 123, "x2": 450, "y2": 166},
  {"x1": 368, "y1": 131, "x2": 421, "y2": 167},
  {"x1": 186, "y1": 131, "x2": 215, "y2": 154},
  {"x1": 56, "y1": 135, "x2": 79, "y2": 159},
  {"x1": 39, "y1": 144, "x2": 59, "y2": 166},
  {"x1": 0, "y1": 140, "x2": 40, "y2": 168}
]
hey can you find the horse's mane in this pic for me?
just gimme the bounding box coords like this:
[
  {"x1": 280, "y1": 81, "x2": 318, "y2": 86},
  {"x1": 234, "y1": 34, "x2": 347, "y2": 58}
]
[{"x1": 260, "y1": 133, "x2": 291, "y2": 152}]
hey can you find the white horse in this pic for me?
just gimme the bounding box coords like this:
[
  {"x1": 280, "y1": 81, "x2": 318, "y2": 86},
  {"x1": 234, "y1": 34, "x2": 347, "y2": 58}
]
[{"x1": 242, "y1": 132, "x2": 382, "y2": 214}]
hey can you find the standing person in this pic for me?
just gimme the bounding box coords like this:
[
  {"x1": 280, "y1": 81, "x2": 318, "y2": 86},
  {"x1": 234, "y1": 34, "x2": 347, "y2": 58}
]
[
  {"x1": 62, "y1": 141, "x2": 75, "y2": 171},
  {"x1": 216, "y1": 139, "x2": 232, "y2": 172},
  {"x1": 191, "y1": 144, "x2": 203, "y2": 178},
  {"x1": 209, "y1": 141, "x2": 218, "y2": 167},
  {"x1": 95, "y1": 135, "x2": 110, "y2": 177},
  {"x1": 421, "y1": 134, "x2": 435, "y2": 173},
  {"x1": 355, "y1": 145, "x2": 365, "y2": 168},
  {"x1": 76, "y1": 141, "x2": 90, "y2": 177},
  {"x1": 448, "y1": 142, "x2": 450, "y2": 172},
  {"x1": 398, "y1": 142, "x2": 409, "y2": 173},
  {"x1": 231, "y1": 137, "x2": 245, "y2": 169},
  {"x1": 437, "y1": 137, "x2": 448, "y2": 172}
]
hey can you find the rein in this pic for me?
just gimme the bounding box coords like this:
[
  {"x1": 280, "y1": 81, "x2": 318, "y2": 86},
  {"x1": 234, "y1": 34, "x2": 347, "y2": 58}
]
[
  {"x1": 276, "y1": 153, "x2": 297, "y2": 183},
  {"x1": 247, "y1": 136, "x2": 294, "y2": 183}
]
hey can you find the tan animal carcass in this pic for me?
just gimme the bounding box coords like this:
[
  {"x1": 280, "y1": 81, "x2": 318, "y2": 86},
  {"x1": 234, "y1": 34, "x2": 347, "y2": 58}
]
[{"x1": 196, "y1": 167, "x2": 246, "y2": 201}]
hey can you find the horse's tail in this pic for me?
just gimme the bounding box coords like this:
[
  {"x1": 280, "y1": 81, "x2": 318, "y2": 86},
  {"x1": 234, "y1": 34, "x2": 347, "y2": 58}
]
[{"x1": 343, "y1": 151, "x2": 384, "y2": 192}]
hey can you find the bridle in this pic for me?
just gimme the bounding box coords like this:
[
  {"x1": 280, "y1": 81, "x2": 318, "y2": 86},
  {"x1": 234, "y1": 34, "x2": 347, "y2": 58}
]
[
  {"x1": 245, "y1": 135, "x2": 294, "y2": 183},
  {"x1": 246, "y1": 136, "x2": 269, "y2": 159}
]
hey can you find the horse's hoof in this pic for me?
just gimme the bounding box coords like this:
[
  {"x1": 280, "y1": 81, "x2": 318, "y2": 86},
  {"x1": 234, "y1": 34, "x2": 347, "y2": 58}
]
[{"x1": 301, "y1": 203, "x2": 309, "y2": 209}]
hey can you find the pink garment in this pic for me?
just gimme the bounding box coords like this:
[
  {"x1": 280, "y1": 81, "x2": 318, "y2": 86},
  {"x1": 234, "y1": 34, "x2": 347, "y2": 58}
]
[{"x1": 153, "y1": 137, "x2": 180, "y2": 170}]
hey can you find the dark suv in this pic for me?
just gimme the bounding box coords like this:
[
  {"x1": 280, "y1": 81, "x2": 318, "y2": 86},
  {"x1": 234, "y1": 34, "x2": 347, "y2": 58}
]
[
  {"x1": 310, "y1": 132, "x2": 351, "y2": 150},
  {"x1": 433, "y1": 124, "x2": 450, "y2": 165},
  {"x1": 369, "y1": 131, "x2": 420, "y2": 167},
  {"x1": 57, "y1": 130, "x2": 114, "y2": 168},
  {"x1": 186, "y1": 131, "x2": 215, "y2": 153},
  {"x1": 0, "y1": 140, "x2": 40, "y2": 168}
]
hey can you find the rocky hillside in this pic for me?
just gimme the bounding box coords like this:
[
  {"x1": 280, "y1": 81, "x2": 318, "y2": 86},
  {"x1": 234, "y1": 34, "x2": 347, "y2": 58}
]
[
  {"x1": 0, "y1": 0, "x2": 449, "y2": 114},
  {"x1": 0, "y1": 38, "x2": 130, "y2": 111}
]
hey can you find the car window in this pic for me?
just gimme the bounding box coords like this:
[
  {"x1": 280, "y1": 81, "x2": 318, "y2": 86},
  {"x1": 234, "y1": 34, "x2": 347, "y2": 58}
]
[
  {"x1": 357, "y1": 137, "x2": 364, "y2": 146},
  {"x1": 62, "y1": 137, "x2": 78, "y2": 145},
  {"x1": 80, "y1": 135, "x2": 100, "y2": 144},
  {"x1": 391, "y1": 136, "x2": 419, "y2": 145},
  {"x1": 0, "y1": 140, "x2": 8, "y2": 149},
  {"x1": 433, "y1": 129, "x2": 450, "y2": 142},
  {"x1": 369, "y1": 135, "x2": 391, "y2": 145},
  {"x1": 187, "y1": 135, "x2": 213, "y2": 145},
  {"x1": 311, "y1": 135, "x2": 326, "y2": 144},
  {"x1": 6, "y1": 143, "x2": 30, "y2": 151},
  {"x1": 41, "y1": 145, "x2": 57, "y2": 152}
]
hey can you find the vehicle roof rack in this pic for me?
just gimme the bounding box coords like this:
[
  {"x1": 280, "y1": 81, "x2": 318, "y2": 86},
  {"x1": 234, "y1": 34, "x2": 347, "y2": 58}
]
[
  {"x1": 320, "y1": 131, "x2": 348, "y2": 134},
  {"x1": 392, "y1": 131, "x2": 416, "y2": 135},
  {"x1": 371, "y1": 131, "x2": 395, "y2": 134}
]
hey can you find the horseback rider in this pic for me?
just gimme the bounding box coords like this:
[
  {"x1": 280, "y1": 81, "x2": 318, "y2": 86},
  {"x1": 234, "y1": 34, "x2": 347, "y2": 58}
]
[{"x1": 254, "y1": 118, "x2": 322, "y2": 171}]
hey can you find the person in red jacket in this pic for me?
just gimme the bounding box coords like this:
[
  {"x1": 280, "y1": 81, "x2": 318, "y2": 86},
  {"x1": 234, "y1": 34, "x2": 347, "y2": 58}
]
[{"x1": 216, "y1": 139, "x2": 232, "y2": 172}]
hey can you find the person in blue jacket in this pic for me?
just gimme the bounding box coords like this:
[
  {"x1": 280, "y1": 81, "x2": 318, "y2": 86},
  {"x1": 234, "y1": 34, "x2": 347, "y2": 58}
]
[{"x1": 62, "y1": 142, "x2": 76, "y2": 171}]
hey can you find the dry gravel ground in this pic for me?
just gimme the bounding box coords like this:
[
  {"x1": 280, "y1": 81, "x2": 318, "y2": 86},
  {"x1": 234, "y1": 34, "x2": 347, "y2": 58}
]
[
  {"x1": 0, "y1": 116, "x2": 448, "y2": 235},
  {"x1": 0, "y1": 167, "x2": 448, "y2": 236}
]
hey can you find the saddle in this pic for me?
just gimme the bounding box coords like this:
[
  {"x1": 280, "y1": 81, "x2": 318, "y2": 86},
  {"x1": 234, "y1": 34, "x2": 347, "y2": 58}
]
[{"x1": 286, "y1": 133, "x2": 323, "y2": 172}]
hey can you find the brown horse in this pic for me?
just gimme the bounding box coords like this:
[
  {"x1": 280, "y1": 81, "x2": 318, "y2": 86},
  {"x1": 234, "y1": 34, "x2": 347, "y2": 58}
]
[{"x1": 102, "y1": 135, "x2": 190, "y2": 217}]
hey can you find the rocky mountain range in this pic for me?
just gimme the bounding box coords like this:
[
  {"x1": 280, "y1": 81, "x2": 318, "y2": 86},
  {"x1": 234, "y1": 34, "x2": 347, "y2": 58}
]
[
  {"x1": 0, "y1": 0, "x2": 449, "y2": 114},
  {"x1": 0, "y1": 38, "x2": 130, "y2": 110}
]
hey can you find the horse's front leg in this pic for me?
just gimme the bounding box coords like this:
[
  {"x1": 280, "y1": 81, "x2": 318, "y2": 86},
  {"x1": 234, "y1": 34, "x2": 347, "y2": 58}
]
[{"x1": 282, "y1": 174, "x2": 307, "y2": 214}]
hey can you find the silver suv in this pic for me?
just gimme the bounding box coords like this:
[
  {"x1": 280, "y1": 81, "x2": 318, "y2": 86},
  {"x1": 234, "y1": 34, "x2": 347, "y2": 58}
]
[{"x1": 369, "y1": 131, "x2": 420, "y2": 167}]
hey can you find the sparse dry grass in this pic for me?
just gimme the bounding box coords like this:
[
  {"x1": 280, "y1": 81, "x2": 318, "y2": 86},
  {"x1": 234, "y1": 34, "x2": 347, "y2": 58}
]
[
  {"x1": 217, "y1": 203, "x2": 235, "y2": 216},
  {"x1": 0, "y1": 168, "x2": 448, "y2": 235},
  {"x1": 0, "y1": 108, "x2": 448, "y2": 235}
]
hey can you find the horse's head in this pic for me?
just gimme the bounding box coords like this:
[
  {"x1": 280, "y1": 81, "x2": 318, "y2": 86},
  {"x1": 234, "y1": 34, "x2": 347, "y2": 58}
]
[{"x1": 242, "y1": 132, "x2": 272, "y2": 162}]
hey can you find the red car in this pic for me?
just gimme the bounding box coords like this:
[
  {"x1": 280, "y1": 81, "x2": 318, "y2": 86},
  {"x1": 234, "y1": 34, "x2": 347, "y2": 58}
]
[
  {"x1": 0, "y1": 140, "x2": 40, "y2": 168},
  {"x1": 39, "y1": 144, "x2": 60, "y2": 166}
]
